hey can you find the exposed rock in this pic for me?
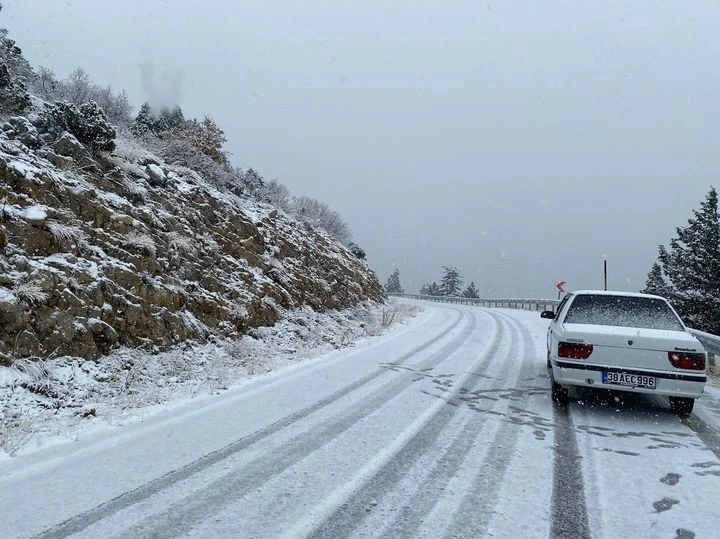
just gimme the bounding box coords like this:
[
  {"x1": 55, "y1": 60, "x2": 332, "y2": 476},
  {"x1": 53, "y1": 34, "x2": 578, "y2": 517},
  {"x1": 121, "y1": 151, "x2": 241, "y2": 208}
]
[
  {"x1": 146, "y1": 164, "x2": 167, "y2": 187},
  {"x1": 0, "y1": 131, "x2": 384, "y2": 361},
  {"x1": 37, "y1": 149, "x2": 74, "y2": 170},
  {"x1": 5, "y1": 117, "x2": 41, "y2": 149},
  {"x1": 52, "y1": 132, "x2": 97, "y2": 170},
  {"x1": 86, "y1": 317, "x2": 119, "y2": 354}
]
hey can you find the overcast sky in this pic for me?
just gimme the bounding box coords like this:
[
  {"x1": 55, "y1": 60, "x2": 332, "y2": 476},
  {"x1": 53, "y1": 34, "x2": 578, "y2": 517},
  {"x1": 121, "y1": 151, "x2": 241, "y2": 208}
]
[{"x1": 4, "y1": 1, "x2": 719, "y2": 297}]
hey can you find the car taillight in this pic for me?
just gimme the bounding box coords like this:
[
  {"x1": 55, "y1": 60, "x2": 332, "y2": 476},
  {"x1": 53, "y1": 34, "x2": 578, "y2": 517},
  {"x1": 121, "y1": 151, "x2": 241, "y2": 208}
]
[
  {"x1": 668, "y1": 351, "x2": 706, "y2": 370},
  {"x1": 558, "y1": 342, "x2": 593, "y2": 360}
]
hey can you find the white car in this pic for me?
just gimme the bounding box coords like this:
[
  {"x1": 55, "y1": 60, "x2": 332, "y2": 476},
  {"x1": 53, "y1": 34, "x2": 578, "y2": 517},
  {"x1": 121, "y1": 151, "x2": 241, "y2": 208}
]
[{"x1": 541, "y1": 290, "x2": 707, "y2": 416}]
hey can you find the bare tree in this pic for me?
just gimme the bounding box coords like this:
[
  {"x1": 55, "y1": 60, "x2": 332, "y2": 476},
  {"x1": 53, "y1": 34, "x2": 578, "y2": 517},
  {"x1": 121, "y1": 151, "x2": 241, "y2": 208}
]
[
  {"x1": 170, "y1": 116, "x2": 228, "y2": 165},
  {"x1": 54, "y1": 67, "x2": 133, "y2": 125},
  {"x1": 260, "y1": 179, "x2": 291, "y2": 211},
  {"x1": 31, "y1": 66, "x2": 60, "y2": 99},
  {"x1": 291, "y1": 196, "x2": 352, "y2": 244},
  {"x1": 62, "y1": 67, "x2": 92, "y2": 104},
  {"x1": 91, "y1": 85, "x2": 132, "y2": 126}
]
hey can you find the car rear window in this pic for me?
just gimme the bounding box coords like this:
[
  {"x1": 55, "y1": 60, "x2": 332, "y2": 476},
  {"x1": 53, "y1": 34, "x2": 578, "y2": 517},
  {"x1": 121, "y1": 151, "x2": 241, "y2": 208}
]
[{"x1": 563, "y1": 295, "x2": 684, "y2": 330}]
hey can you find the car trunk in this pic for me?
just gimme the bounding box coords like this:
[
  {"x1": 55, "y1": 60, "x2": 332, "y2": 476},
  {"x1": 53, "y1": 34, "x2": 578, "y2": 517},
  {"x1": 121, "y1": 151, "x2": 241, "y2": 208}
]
[{"x1": 561, "y1": 323, "x2": 702, "y2": 371}]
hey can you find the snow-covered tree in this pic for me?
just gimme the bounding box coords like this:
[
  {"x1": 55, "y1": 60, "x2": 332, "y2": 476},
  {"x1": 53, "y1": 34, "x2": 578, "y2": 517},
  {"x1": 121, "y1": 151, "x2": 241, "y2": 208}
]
[
  {"x1": 159, "y1": 105, "x2": 187, "y2": 131},
  {"x1": 0, "y1": 62, "x2": 29, "y2": 112},
  {"x1": 133, "y1": 103, "x2": 191, "y2": 138},
  {"x1": 159, "y1": 138, "x2": 236, "y2": 189},
  {"x1": 169, "y1": 116, "x2": 228, "y2": 165},
  {"x1": 0, "y1": 26, "x2": 31, "y2": 81},
  {"x1": 241, "y1": 168, "x2": 265, "y2": 195},
  {"x1": 291, "y1": 196, "x2": 352, "y2": 244},
  {"x1": 347, "y1": 242, "x2": 366, "y2": 260},
  {"x1": 78, "y1": 101, "x2": 117, "y2": 151},
  {"x1": 31, "y1": 66, "x2": 60, "y2": 99},
  {"x1": 132, "y1": 102, "x2": 154, "y2": 136},
  {"x1": 0, "y1": 27, "x2": 31, "y2": 113},
  {"x1": 132, "y1": 102, "x2": 169, "y2": 137},
  {"x1": 50, "y1": 67, "x2": 133, "y2": 125},
  {"x1": 650, "y1": 187, "x2": 720, "y2": 334},
  {"x1": 91, "y1": 86, "x2": 132, "y2": 126},
  {"x1": 257, "y1": 179, "x2": 291, "y2": 211},
  {"x1": 420, "y1": 281, "x2": 441, "y2": 295},
  {"x1": 36, "y1": 100, "x2": 117, "y2": 152},
  {"x1": 640, "y1": 262, "x2": 673, "y2": 299},
  {"x1": 461, "y1": 281, "x2": 480, "y2": 298},
  {"x1": 62, "y1": 67, "x2": 92, "y2": 104},
  {"x1": 440, "y1": 266, "x2": 463, "y2": 297},
  {"x1": 385, "y1": 269, "x2": 403, "y2": 294}
]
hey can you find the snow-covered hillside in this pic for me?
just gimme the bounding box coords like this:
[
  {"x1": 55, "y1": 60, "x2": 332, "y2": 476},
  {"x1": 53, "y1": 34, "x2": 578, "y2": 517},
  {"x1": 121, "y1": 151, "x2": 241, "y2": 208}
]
[
  {"x1": 0, "y1": 24, "x2": 386, "y2": 458},
  {"x1": 0, "y1": 125, "x2": 383, "y2": 364}
]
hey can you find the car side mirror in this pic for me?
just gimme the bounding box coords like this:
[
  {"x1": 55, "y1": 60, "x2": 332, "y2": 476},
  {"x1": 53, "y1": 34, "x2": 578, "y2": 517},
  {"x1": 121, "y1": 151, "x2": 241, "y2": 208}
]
[{"x1": 540, "y1": 310, "x2": 555, "y2": 319}]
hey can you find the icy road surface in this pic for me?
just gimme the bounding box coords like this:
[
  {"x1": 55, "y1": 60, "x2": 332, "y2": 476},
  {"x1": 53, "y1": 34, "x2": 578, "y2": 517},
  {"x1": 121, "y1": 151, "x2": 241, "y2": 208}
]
[{"x1": 1, "y1": 302, "x2": 719, "y2": 538}]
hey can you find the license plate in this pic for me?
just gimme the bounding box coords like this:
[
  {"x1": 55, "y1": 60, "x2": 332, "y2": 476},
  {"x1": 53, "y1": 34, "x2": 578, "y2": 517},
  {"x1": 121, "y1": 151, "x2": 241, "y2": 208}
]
[{"x1": 602, "y1": 371, "x2": 656, "y2": 389}]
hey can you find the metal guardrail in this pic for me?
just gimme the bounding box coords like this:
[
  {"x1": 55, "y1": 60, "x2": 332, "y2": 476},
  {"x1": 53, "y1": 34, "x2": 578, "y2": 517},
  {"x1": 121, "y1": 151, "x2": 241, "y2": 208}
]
[
  {"x1": 688, "y1": 329, "x2": 720, "y2": 366},
  {"x1": 391, "y1": 293, "x2": 720, "y2": 367},
  {"x1": 391, "y1": 293, "x2": 559, "y2": 312}
]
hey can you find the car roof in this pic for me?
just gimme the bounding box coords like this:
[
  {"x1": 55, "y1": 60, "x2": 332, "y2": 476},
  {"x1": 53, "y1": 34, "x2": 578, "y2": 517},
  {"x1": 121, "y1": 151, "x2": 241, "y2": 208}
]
[{"x1": 569, "y1": 289, "x2": 666, "y2": 300}]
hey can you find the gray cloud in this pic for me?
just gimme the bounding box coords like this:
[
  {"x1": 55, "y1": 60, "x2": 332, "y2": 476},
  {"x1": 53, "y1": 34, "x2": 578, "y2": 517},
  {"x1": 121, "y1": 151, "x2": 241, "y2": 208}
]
[
  {"x1": 138, "y1": 61, "x2": 185, "y2": 110},
  {"x1": 5, "y1": 0, "x2": 719, "y2": 298}
]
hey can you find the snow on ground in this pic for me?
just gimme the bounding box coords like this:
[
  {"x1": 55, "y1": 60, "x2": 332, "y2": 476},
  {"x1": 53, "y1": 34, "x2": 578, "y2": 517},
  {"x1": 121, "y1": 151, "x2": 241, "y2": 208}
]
[
  {"x1": 0, "y1": 299, "x2": 420, "y2": 458},
  {"x1": 0, "y1": 301, "x2": 718, "y2": 538}
]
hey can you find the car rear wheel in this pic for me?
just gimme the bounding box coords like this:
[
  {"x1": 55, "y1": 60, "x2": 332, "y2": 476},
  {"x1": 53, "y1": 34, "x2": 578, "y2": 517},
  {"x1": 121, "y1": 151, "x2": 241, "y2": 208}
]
[{"x1": 669, "y1": 397, "x2": 694, "y2": 418}]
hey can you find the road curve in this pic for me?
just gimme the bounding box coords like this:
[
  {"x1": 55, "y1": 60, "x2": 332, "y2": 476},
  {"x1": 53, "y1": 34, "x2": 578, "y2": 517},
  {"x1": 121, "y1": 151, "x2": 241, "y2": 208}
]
[{"x1": 0, "y1": 302, "x2": 718, "y2": 538}]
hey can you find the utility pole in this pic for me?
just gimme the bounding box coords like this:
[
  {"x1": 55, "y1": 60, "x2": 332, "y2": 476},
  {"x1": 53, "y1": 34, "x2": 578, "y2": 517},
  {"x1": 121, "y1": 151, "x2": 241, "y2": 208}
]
[{"x1": 603, "y1": 258, "x2": 608, "y2": 291}]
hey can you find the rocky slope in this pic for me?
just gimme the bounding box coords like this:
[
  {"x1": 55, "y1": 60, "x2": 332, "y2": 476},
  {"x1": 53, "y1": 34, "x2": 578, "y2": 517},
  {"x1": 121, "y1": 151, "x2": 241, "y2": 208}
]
[{"x1": 0, "y1": 121, "x2": 383, "y2": 364}]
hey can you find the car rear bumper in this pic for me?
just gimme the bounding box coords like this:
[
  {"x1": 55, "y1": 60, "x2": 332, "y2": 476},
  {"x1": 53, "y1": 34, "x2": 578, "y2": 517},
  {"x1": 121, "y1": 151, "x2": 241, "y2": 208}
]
[{"x1": 551, "y1": 359, "x2": 706, "y2": 398}]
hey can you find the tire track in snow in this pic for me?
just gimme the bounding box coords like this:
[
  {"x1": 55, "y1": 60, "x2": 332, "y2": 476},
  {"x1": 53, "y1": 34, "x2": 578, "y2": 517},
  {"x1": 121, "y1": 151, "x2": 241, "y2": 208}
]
[
  {"x1": 441, "y1": 310, "x2": 539, "y2": 538},
  {"x1": 550, "y1": 394, "x2": 590, "y2": 538},
  {"x1": 34, "y1": 308, "x2": 469, "y2": 539},
  {"x1": 682, "y1": 416, "x2": 720, "y2": 460},
  {"x1": 305, "y1": 310, "x2": 515, "y2": 538},
  {"x1": 383, "y1": 312, "x2": 529, "y2": 537},
  {"x1": 94, "y1": 310, "x2": 484, "y2": 538}
]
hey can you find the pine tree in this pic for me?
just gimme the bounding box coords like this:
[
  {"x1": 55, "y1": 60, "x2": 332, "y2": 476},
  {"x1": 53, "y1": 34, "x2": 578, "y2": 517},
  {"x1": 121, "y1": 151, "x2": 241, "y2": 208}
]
[
  {"x1": 242, "y1": 168, "x2": 265, "y2": 195},
  {"x1": 426, "y1": 282, "x2": 441, "y2": 295},
  {"x1": 36, "y1": 100, "x2": 116, "y2": 151},
  {"x1": 640, "y1": 261, "x2": 673, "y2": 299},
  {"x1": 385, "y1": 269, "x2": 403, "y2": 294},
  {"x1": 132, "y1": 102, "x2": 155, "y2": 136},
  {"x1": 347, "y1": 242, "x2": 365, "y2": 260},
  {"x1": 651, "y1": 187, "x2": 720, "y2": 333},
  {"x1": 420, "y1": 282, "x2": 439, "y2": 295},
  {"x1": 78, "y1": 101, "x2": 116, "y2": 151},
  {"x1": 160, "y1": 105, "x2": 187, "y2": 130},
  {"x1": 440, "y1": 266, "x2": 463, "y2": 297},
  {"x1": 461, "y1": 281, "x2": 479, "y2": 298},
  {"x1": 0, "y1": 28, "x2": 31, "y2": 113}
]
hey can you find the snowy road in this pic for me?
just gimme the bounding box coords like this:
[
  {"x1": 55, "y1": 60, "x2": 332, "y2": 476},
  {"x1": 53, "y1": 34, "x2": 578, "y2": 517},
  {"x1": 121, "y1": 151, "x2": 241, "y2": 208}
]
[{"x1": 1, "y1": 302, "x2": 719, "y2": 538}]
